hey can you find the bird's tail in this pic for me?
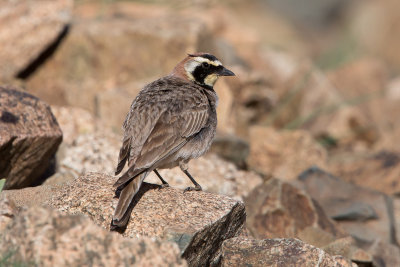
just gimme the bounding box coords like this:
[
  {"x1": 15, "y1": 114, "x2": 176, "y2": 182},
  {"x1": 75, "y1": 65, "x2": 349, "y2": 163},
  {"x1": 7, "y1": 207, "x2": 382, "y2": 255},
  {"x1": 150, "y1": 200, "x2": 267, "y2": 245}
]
[{"x1": 111, "y1": 172, "x2": 146, "y2": 229}]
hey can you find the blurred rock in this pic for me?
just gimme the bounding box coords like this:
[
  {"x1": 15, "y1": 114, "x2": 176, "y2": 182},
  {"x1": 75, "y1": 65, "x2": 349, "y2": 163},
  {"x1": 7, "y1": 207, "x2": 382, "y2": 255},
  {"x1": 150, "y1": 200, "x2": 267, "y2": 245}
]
[
  {"x1": 248, "y1": 126, "x2": 327, "y2": 179},
  {"x1": 329, "y1": 150, "x2": 400, "y2": 195},
  {"x1": 147, "y1": 154, "x2": 262, "y2": 200},
  {"x1": 298, "y1": 167, "x2": 398, "y2": 245},
  {"x1": 57, "y1": 132, "x2": 120, "y2": 177},
  {"x1": 220, "y1": 237, "x2": 354, "y2": 267},
  {"x1": 0, "y1": 87, "x2": 62, "y2": 189},
  {"x1": 351, "y1": 0, "x2": 400, "y2": 70},
  {"x1": 244, "y1": 178, "x2": 346, "y2": 240},
  {"x1": 26, "y1": 10, "x2": 213, "y2": 116},
  {"x1": 0, "y1": 196, "x2": 17, "y2": 232},
  {"x1": 368, "y1": 240, "x2": 400, "y2": 267},
  {"x1": 0, "y1": 0, "x2": 72, "y2": 81},
  {"x1": 209, "y1": 134, "x2": 249, "y2": 168},
  {"x1": 0, "y1": 205, "x2": 186, "y2": 267},
  {"x1": 395, "y1": 197, "x2": 400, "y2": 250},
  {"x1": 3, "y1": 172, "x2": 246, "y2": 267},
  {"x1": 51, "y1": 106, "x2": 96, "y2": 145}
]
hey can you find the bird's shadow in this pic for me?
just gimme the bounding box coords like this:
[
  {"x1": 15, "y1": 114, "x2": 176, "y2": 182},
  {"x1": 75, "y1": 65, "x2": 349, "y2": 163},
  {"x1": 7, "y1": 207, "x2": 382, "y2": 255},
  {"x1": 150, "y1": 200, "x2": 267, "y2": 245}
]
[{"x1": 110, "y1": 182, "x2": 161, "y2": 234}]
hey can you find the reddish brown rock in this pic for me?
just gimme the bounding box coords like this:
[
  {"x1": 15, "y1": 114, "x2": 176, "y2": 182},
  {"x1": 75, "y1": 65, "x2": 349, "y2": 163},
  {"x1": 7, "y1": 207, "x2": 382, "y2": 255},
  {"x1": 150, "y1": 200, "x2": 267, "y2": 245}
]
[
  {"x1": 248, "y1": 127, "x2": 327, "y2": 180},
  {"x1": 0, "y1": 87, "x2": 62, "y2": 189},
  {"x1": 244, "y1": 178, "x2": 346, "y2": 240},
  {"x1": 220, "y1": 237, "x2": 354, "y2": 267},
  {"x1": 0, "y1": 205, "x2": 186, "y2": 267},
  {"x1": 2, "y1": 172, "x2": 246, "y2": 267},
  {"x1": 0, "y1": 0, "x2": 72, "y2": 81},
  {"x1": 329, "y1": 150, "x2": 400, "y2": 195},
  {"x1": 0, "y1": 196, "x2": 17, "y2": 232},
  {"x1": 298, "y1": 167, "x2": 397, "y2": 245}
]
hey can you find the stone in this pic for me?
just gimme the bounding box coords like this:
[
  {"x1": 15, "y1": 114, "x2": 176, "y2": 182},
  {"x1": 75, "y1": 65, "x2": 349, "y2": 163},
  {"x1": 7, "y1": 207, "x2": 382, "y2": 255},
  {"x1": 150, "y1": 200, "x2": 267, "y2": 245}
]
[
  {"x1": 0, "y1": 87, "x2": 63, "y2": 189},
  {"x1": 0, "y1": 196, "x2": 17, "y2": 232},
  {"x1": 220, "y1": 237, "x2": 353, "y2": 267},
  {"x1": 146, "y1": 154, "x2": 263, "y2": 200},
  {"x1": 0, "y1": 205, "x2": 186, "y2": 267},
  {"x1": 0, "y1": 0, "x2": 72, "y2": 81},
  {"x1": 329, "y1": 150, "x2": 400, "y2": 195},
  {"x1": 57, "y1": 132, "x2": 120, "y2": 177},
  {"x1": 209, "y1": 134, "x2": 249, "y2": 169},
  {"x1": 298, "y1": 167, "x2": 398, "y2": 245},
  {"x1": 244, "y1": 178, "x2": 346, "y2": 240},
  {"x1": 248, "y1": 127, "x2": 327, "y2": 180},
  {"x1": 51, "y1": 106, "x2": 96, "y2": 145},
  {"x1": 2, "y1": 172, "x2": 246, "y2": 267},
  {"x1": 26, "y1": 9, "x2": 213, "y2": 115},
  {"x1": 368, "y1": 240, "x2": 400, "y2": 267}
]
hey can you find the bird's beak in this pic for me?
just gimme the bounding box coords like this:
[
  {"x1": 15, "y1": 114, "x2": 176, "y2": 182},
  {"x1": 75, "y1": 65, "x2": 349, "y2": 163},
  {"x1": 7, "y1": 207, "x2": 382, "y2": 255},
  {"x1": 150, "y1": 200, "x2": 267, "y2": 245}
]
[{"x1": 218, "y1": 67, "x2": 235, "y2": 76}]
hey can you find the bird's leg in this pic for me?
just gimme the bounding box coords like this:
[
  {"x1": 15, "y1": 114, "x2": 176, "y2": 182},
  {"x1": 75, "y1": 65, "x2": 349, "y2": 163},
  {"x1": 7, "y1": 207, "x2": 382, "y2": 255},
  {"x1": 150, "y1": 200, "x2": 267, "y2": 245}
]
[
  {"x1": 154, "y1": 169, "x2": 169, "y2": 188},
  {"x1": 180, "y1": 162, "x2": 202, "y2": 192}
]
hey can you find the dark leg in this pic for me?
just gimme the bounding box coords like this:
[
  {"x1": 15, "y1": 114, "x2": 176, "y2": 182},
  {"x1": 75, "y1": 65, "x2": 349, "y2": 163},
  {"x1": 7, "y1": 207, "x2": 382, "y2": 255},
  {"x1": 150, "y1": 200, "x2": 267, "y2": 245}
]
[
  {"x1": 182, "y1": 169, "x2": 202, "y2": 192},
  {"x1": 154, "y1": 169, "x2": 169, "y2": 188}
]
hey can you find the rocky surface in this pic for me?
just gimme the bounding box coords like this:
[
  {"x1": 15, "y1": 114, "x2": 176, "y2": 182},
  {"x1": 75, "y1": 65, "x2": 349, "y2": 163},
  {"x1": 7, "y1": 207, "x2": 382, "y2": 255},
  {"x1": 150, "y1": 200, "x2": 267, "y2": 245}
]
[
  {"x1": 220, "y1": 237, "x2": 355, "y2": 267},
  {"x1": 248, "y1": 126, "x2": 327, "y2": 180},
  {"x1": 0, "y1": 203, "x2": 186, "y2": 267},
  {"x1": 244, "y1": 178, "x2": 347, "y2": 240},
  {"x1": 298, "y1": 167, "x2": 397, "y2": 245},
  {"x1": 0, "y1": 0, "x2": 72, "y2": 81},
  {"x1": 0, "y1": 87, "x2": 62, "y2": 189},
  {"x1": 2, "y1": 172, "x2": 246, "y2": 267}
]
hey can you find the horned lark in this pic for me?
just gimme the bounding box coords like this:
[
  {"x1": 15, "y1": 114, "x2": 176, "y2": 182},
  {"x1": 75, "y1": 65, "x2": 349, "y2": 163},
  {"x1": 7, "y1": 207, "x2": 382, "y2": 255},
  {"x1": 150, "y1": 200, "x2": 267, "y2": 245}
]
[{"x1": 111, "y1": 53, "x2": 235, "y2": 229}]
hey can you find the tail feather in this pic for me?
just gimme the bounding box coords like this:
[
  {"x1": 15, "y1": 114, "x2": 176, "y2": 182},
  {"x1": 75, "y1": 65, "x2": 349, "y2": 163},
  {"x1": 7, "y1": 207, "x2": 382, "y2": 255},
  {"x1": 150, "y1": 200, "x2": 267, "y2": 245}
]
[
  {"x1": 111, "y1": 173, "x2": 146, "y2": 229},
  {"x1": 113, "y1": 165, "x2": 147, "y2": 188}
]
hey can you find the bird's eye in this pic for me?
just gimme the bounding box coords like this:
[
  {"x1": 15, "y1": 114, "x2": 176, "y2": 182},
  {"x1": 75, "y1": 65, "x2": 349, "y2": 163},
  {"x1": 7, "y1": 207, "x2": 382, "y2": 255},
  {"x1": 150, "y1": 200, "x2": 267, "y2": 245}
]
[{"x1": 202, "y1": 62, "x2": 210, "y2": 68}]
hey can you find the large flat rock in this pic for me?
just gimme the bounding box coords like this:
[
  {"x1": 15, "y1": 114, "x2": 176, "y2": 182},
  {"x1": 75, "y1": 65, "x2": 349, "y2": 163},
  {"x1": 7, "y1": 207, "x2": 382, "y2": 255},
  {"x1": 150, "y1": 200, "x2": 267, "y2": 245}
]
[{"x1": 2, "y1": 172, "x2": 246, "y2": 267}]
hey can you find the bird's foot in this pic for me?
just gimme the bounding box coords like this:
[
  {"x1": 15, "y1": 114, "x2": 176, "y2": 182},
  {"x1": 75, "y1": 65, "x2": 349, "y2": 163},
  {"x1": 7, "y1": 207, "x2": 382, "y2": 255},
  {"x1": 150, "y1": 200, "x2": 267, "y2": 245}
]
[
  {"x1": 158, "y1": 183, "x2": 170, "y2": 190},
  {"x1": 184, "y1": 185, "x2": 202, "y2": 192}
]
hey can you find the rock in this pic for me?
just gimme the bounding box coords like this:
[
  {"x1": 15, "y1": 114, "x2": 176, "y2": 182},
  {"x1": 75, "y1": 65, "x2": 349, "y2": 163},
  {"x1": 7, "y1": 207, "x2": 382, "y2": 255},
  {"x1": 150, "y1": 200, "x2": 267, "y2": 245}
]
[
  {"x1": 329, "y1": 150, "x2": 400, "y2": 195},
  {"x1": 0, "y1": 87, "x2": 63, "y2": 189},
  {"x1": 209, "y1": 134, "x2": 249, "y2": 169},
  {"x1": 220, "y1": 237, "x2": 354, "y2": 267},
  {"x1": 2, "y1": 172, "x2": 246, "y2": 267},
  {"x1": 368, "y1": 240, "x2": 400, "y2": 267},
  {"x1": 0, "y1": 0, "x2": 72, "y2": 81},
  {"x1": 248, "y1": 126, "x2": 327, "y2": 180},
  {"x1": 146, "y1": 154, "x2": 262, "y2": 200},
  {"x1": 298, "y1": 167, "x2": 398, "y2": 245},
  {"x1": 26, "y1": 8, "x2": 213, "y2": 116},
  {"x1": 57, "y1": 132, "x2": 120, "y2": 177},
  {"x1": 244, "y1": 178, "x2": 346, "y2": 240},
  {"x1": 0, "y1": 205, "x2": 186, "y2": 267},
  {"x1": 51, "y1": 106, "x2": 96, "y2": 145},
  {"x1": 0, "y1": 196, "x2": 17, "y2": 232}
]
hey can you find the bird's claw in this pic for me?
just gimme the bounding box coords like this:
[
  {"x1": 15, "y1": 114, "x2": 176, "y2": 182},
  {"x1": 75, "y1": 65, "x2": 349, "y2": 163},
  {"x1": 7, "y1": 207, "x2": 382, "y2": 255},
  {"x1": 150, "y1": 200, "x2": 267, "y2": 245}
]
[
  {"x1": 184, "y1": 185, "x2": 202, "y2": 192},
  {"x1": 158, "y1": 183, "x2": 170, "y2": 190}
]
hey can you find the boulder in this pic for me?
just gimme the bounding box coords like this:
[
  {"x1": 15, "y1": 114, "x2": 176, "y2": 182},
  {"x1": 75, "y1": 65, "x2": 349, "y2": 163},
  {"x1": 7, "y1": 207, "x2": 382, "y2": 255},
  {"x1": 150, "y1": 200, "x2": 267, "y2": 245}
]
[
  {"x1": 0, "y1": 204, "x2": 186, "y2": 267},
  {"x1": 220, "y1": 237, "x2": 355, "y2": 267},
  {"x1": 0, "y1": 87, "x2": 63, "y2": 189},
  {"x1": 244, "y1": 178, "x2": 346, "y2": 240},
  {"x1": 2, "y1": 172, "x2": 246, "y2": 267},
  {"x1": 248, "y1": 126, "x2": 327, "y2": 180},
  {"x1": 298, "y1": 167, "x2": 398, "y2": 245},
  {"x1": 25, "y1": 9, "x2": 214, "y2": 119},
  {"x1": 329, "y1": 150, "x2": 400, "y2": 195},
  {"x1": 0, "y1": 0, "x2": 72, "y2": 81}
]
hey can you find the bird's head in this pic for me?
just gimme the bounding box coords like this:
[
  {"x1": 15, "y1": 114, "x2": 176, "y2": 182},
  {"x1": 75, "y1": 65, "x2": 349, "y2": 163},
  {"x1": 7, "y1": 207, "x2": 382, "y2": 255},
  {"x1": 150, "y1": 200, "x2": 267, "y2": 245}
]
[{"x1": 172, "y1": 53, "x2": 235, "y2": 89}]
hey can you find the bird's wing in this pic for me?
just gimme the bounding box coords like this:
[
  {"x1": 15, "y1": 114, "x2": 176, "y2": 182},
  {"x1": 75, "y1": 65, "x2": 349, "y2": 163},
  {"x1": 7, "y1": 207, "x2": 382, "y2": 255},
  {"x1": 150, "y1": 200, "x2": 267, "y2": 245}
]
[
  {"x1": 114, "y1": 85, "x2": 209, "y2": 187},
  {"x1": 115, "y1": 91, "x2": 167, "y2": 175}
]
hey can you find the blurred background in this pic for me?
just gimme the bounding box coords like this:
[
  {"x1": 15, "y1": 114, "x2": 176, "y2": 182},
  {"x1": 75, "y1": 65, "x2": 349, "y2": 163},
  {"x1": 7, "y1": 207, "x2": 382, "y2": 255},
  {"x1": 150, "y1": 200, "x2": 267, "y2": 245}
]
[{"x1": 1, "y1": 0, "x2": 400, "y2": 265}]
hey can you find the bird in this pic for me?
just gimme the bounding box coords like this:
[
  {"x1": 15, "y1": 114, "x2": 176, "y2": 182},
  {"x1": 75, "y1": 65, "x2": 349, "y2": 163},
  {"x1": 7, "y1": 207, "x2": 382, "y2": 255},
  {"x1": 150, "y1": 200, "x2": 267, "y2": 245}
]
[{"x1": 111, "y1": 52, "x2": 235, "y2": 230}]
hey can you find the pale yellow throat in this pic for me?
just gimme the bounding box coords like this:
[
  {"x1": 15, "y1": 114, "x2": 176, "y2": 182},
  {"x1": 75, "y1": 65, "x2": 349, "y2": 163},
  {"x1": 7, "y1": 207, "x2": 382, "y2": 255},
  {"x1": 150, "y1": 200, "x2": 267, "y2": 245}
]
[{"x1": 204, "y1": 74, "x2": 218, "y2": 87}]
